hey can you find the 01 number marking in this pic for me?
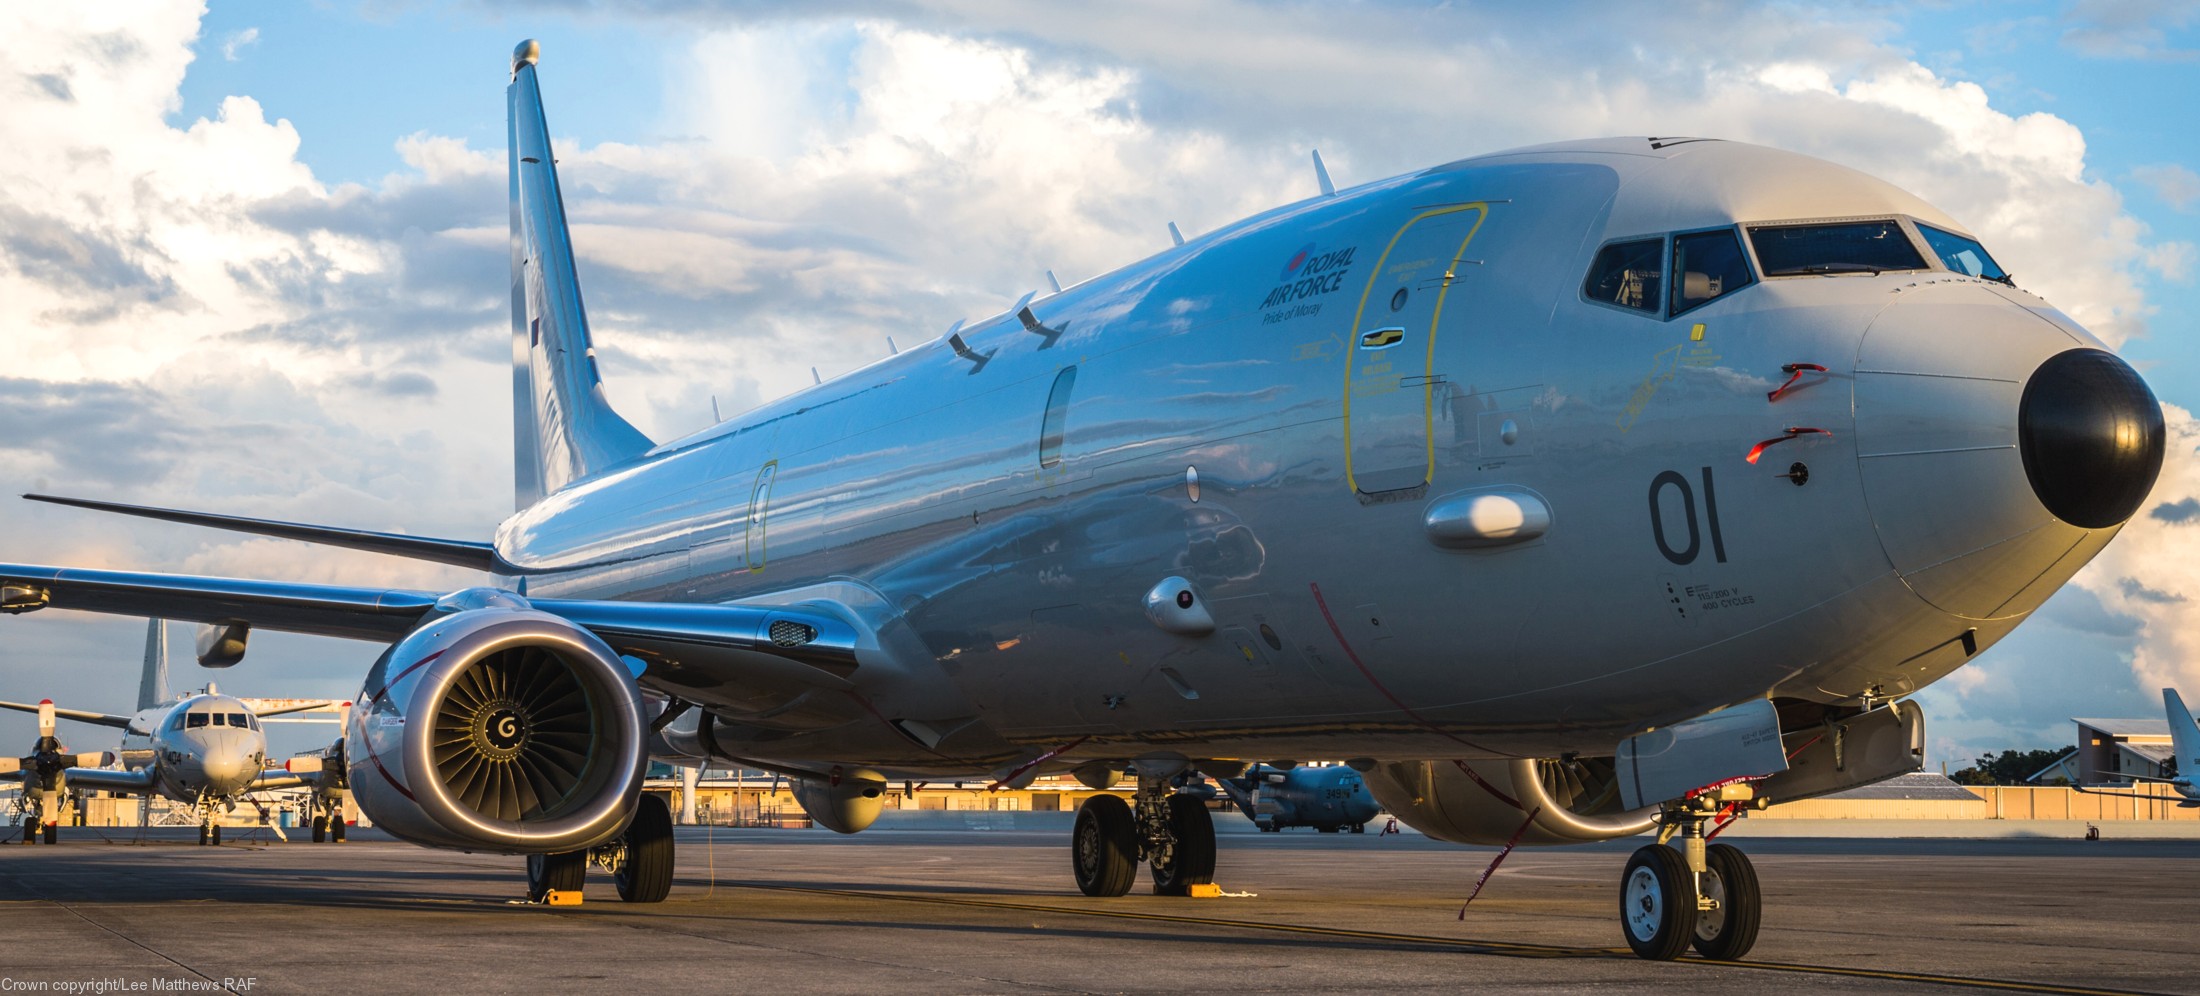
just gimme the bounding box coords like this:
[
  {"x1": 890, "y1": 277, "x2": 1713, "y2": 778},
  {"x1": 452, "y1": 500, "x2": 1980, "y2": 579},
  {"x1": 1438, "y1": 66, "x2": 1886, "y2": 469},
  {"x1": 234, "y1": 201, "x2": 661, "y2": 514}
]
[{"x1": 1649, "y1": 467, "x2": 1727, "y2": 566}]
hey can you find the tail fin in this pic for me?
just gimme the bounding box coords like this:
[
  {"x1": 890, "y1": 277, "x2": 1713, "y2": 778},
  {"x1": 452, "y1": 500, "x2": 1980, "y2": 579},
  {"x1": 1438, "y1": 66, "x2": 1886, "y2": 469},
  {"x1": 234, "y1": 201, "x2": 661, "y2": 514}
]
[
  {"x1": 507, "y1": 40, "x2": 652, "y2": 509},
  {"x1": 2167, "y1": 688, "x2": 2198, "y2": 778},
  {"x1": 138, "y1": 619, "x2": 169, "y2": 712}
]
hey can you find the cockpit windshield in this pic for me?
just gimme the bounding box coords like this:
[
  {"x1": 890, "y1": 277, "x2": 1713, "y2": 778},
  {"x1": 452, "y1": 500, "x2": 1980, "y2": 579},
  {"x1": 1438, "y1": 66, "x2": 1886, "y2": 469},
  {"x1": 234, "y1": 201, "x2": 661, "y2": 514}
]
[
  {"x1": 1916, "y1": 224, "x2": 2007, "y2": 279},
  {"x1": 228, "y1": 713, "x2": 252, "y2": 729},
  {"x1": 185, "y1": 712, "x2": 209, "y2": 728},
  {"x1": 1749, "y1": 220, "x2": 1926, "y2": 276}
]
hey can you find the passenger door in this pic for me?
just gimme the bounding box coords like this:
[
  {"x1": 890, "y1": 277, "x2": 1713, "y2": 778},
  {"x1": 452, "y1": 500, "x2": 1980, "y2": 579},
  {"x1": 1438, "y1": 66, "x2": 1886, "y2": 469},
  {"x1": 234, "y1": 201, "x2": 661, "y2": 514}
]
[{"x1": 1344, "y1": 203, "x2": 1489, "y2": 499}]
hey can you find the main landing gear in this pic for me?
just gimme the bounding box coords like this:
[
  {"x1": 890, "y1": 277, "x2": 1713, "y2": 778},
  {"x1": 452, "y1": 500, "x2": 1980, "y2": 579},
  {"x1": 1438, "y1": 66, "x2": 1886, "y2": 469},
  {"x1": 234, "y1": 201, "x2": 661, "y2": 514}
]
[
  {"x1": 1071, "y1": 773, "x2": 1215, "y2": 897},
  {"x1": 309, "y1": 797, "x2": 347, "y2": 843},
  {"x1": 1619, "y1": 792, "x2": 1762, "y2": 961},
  {"x1": 524, "y1": 794, "x2": 675, "y2": 904}
]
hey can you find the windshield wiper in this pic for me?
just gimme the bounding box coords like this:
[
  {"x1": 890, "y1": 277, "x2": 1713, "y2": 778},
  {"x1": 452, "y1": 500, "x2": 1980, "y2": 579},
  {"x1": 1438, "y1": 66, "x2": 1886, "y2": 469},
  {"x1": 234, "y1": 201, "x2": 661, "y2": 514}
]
[{"x1": 1764, "y1": 262, "x2": 1884, "y2": 276}]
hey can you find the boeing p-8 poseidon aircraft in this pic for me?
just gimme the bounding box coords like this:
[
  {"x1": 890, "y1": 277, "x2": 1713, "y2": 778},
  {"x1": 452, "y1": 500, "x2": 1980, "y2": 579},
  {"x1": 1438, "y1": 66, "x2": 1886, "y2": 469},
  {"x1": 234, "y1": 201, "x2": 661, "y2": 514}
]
[{"x1": 0, "y1": 41, "x2": 2165, "y2": 958}]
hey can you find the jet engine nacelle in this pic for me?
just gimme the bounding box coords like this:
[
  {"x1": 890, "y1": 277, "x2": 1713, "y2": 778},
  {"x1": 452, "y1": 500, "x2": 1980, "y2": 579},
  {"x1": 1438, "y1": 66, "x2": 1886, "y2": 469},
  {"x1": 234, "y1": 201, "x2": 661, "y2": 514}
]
[
  {"x1": 791, "y1": 767, "x2": 887, "y2": 834},
  {"x1": 346, "y1": 599, "x2": 646, "y2": 854},
  {"x1": 1363, "y1": 758, "x2": 1660, "y2": 846}
]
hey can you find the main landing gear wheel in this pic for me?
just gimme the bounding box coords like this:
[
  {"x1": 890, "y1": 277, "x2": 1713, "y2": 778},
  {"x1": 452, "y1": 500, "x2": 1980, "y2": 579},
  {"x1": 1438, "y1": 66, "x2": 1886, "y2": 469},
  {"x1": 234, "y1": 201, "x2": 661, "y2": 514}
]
[
  {"x1": 1620, "y1": 844, "x2": 1697, "y2": 961},
  {"x1": 42, "y1": 823, "x2": 56, "y2": 845},
  {"x1": 311, "y1": 816, "x2": 327, "y2": 843},
  {"x1": 1691, "y1": 843, "x2": 1762, "y2": 960},
  {"x1": 1071, "y1": 794, "x2": 1138, "y2": 897},
  {"x1": 1148, "y1": 794, "x2": 1216, "y2": 896},
  {"x1": 614, "y1": 794, "x2": 675, "y2": 903},
  {"x1": 21, "y1": 821, "x2": 35, "y2": 844},
  {"x1": 527, "y1": 850, "x2": 586, "y2": 902},
  {"x1": 332, "y1": 815, "x2": 346, "y2": 842}
]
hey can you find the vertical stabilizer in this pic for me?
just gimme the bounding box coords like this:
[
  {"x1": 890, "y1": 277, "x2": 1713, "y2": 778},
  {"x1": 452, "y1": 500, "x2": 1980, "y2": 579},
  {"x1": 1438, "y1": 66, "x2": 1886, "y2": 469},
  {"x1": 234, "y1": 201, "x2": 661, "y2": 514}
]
[
  {"x1": 139, "y1": 619, "x2": 169, "y2": 712},
  {"x1": 507, "y1": 40, "x2": 653, "y2": 509},
  {"x1": 2167, "y1": 688, "x2": 2199, "y2": 778}
]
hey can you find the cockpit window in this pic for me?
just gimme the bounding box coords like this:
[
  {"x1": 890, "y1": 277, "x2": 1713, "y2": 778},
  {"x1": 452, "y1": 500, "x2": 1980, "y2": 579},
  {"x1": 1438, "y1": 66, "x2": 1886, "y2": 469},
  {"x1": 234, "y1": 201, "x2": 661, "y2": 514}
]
[
  {"x1": 186, "y1": 713, "x2": 209, "y2": 728},
  {"x1": 227, "y1": 713, "x2": 249, "y2": 728},
  {"x1": 1749, "y1": 220, "x2": 1926, "y2": 276},
  {"x1": 170, "y1": 715, "x2": 184, "y2": 731},
  {"x1": 1917, "y1": 224, "x2": 2007, "y2": 279},
  {"x1": 1670, "y1": 229, "x2": 1756, "y2": 316},
  {"x1": 1583, "y1": 238, "x2": 1665, "y2": 313}
]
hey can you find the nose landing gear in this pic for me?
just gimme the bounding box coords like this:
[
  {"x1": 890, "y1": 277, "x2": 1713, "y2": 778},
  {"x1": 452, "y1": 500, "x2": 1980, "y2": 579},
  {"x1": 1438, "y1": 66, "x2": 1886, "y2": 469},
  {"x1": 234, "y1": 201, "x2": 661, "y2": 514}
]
[{"x1": 1619, "y1": 791, "x2": 1763, "y2": 961}]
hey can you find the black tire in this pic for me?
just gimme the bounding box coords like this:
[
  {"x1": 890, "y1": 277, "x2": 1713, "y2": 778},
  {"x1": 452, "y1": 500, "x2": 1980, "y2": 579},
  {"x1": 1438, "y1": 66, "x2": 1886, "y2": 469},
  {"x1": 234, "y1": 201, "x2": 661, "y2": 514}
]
[
  {"x1": 1350, "y1": 822, "x2": 1365, "y2": 834},
  {"x1": 526, "y1": 850, "x2": 587, "y2": 902},
  {"x1": 42, "y1": 823, "x2": 56, "y2": 845},
  {"x1": 1620, "y1": 844, "x2": 1697, "y2": 961},
  {"x1": 615, "y1": 795, "x2": 675, "y2": 903},
  {"x1": 311, "y1": 816, "x2": 326, "y2": 843},
  {"x1": 1071, "y1": 795, "x2": 1138, "y2": 897},
  {"x1": 332, "y1": 817, "x2": 346, "y2": 842},
  {"x1": 20, "y1": 821, "x2": 33, "y2": 844},
  {"x1": 196, "y1": 824, "x2": 208, "y2": 846},
  {"x1": 210, "y1": 825, "x2": 221, "y2": 846},
  {"x1": 1692, "y1": 843, "x2": 1762, "y2": 961},
  {"x1": 1150, "y1": 795, "x2": 1216, "y2": 896}
]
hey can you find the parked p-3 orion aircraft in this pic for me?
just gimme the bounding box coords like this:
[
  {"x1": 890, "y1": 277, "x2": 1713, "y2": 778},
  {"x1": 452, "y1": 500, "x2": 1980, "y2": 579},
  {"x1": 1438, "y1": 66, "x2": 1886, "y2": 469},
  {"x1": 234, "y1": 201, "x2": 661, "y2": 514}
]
[
  {"x1": 0, "y1": 40, "x2": 2166, "y2": 956},
  {"x1": 0, "y1": 619, "x2": 349, "y2": 844}
]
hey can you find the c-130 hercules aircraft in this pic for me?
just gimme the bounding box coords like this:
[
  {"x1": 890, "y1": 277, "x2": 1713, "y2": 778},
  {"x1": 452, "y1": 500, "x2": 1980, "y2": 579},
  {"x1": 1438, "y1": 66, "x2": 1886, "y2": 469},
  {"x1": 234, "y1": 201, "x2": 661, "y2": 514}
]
[{"x1": 0, "y1": 41, "x2": 2166, "y2": 958}]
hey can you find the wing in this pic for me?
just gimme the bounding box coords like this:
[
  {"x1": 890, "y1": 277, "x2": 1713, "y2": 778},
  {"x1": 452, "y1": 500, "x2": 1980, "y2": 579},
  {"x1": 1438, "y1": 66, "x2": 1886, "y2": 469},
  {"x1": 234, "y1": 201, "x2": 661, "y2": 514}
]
[
  {"x1": 22, "y1": 494, "x2": 515, "y2": 573},
  {"x1": 64, "y1": 767, "x2": 157, "y2": 793},
  {"x1": 0, "y1": 563, "x2": 439, "y2": 641},
  {"x1": 251, "y1": 769, "x2": 316, "y2": 792},
  {"x1": 2085, "y1": 770, "x2": 2184, "y2": 785},
  {"x1": 0, "y1": 698, "x2": 132, "y2": 729},
  {"x1": 242, "y1": 699, "x2": 350, "y2": 719},
  {"x1": 0, "y1": 563, "x2": 859, "y2": 684}
]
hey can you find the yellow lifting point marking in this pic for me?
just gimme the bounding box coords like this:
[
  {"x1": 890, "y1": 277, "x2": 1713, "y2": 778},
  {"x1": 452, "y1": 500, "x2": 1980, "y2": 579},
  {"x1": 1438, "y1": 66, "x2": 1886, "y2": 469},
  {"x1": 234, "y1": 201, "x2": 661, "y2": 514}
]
[
  {"x1": 545, "y1": 890, "x2": 582, "y2": 906},
  {"x1": 1690, "y1": 323, "x2": 1706, "y2": 342},
  {"x1": 1186, "y1": 883, "x2": 1225, "y2": 898}
]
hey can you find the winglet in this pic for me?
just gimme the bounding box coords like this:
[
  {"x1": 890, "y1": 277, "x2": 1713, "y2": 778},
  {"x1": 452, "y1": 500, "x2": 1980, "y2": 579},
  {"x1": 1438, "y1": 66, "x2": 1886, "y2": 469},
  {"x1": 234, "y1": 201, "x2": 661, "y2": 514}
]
[{"x1": 1312, "y1": 149, "x2": 1336, "y2": 197}]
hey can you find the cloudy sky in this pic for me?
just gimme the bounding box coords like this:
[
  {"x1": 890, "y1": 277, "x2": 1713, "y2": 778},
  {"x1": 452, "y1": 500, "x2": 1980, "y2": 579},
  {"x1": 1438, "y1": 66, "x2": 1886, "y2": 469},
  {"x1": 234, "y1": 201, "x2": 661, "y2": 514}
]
[{"x1": 2, "y1": 1, "x2": 2196, "y2": 766}]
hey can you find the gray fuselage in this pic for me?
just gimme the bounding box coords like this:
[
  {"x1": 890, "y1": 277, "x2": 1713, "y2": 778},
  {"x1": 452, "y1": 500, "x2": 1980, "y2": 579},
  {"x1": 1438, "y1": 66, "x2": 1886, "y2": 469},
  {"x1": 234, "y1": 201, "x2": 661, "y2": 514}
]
[{"x1": 496, "y1": 138, "x2": 2127, "y2": 776}]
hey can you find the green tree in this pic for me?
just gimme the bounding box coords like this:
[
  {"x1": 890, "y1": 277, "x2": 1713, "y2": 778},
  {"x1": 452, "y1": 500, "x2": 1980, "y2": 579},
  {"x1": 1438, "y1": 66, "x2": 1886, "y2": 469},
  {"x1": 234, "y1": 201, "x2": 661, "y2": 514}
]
[{"x1": 1949, "y1": 746, "x2": 2076, "y2": 785}]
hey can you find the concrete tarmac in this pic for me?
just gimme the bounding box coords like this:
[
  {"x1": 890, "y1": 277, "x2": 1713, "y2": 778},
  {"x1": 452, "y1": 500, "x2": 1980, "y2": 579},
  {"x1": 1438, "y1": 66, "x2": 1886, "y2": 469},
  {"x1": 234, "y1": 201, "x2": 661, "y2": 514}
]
[{"x1": 0, "y1": 823, "x2": 2193, "y2": 994}]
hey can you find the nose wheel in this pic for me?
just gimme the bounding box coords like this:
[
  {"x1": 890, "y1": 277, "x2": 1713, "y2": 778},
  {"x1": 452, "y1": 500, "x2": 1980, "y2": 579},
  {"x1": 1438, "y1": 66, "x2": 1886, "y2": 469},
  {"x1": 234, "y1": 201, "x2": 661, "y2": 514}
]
[{"x1": 1619, "y1": 802, "x2": 1762, "y2": 961}]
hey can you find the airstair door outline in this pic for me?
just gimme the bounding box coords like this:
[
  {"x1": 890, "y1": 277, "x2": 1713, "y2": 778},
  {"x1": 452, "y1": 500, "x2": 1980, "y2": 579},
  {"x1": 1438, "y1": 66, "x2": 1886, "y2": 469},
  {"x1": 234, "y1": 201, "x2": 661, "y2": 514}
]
[
  {"x1": 744, "y1": 461, "x2": 777, "y2": 571},
  {"x1": 1343, "y1": 203, "x2": 1488, "y2": 498}
]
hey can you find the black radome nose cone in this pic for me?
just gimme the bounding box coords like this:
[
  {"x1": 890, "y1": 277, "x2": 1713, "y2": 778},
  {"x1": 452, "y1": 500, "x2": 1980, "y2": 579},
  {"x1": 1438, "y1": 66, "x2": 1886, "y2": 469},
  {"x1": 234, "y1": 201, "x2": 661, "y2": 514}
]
[{"x1": 2019, "y1": 348, "x2": 2164, "y2": 528}]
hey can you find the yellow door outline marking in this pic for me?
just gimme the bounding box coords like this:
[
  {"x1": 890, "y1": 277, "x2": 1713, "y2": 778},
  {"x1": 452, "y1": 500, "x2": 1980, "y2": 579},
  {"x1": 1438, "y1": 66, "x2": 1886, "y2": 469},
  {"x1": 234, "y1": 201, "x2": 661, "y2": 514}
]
[{"x1": 1341, "y1": 202, "x2": 1490, "y2": 495}]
